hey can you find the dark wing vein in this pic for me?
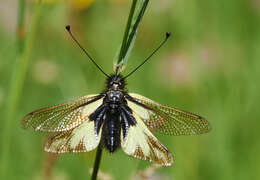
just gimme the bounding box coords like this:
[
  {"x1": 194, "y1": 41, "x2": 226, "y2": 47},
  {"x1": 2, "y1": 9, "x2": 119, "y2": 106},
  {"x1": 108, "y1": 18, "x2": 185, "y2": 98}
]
[
  {"x1": 22, "y1": 94, "x2": 104, "y2": 132},
  {"x1": 127, "y1": 93, "x2": 211, "y2": 136}
]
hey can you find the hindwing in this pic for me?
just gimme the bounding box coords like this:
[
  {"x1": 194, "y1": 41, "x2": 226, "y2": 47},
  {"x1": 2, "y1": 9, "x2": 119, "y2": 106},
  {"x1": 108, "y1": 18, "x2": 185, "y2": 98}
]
[
  {"x1": 121, "y1": 111, "x2": 173, "y2": 166},
  {"x1": 45, "y1": 120, "x2": 101, "y2": 153}
]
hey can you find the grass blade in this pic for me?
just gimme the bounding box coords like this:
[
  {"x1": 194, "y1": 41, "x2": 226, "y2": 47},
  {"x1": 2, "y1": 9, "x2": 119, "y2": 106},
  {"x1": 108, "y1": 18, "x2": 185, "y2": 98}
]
[
  {"x1": 0, "y1": 0, "x2": 42, "y2": 177},
  {"x1": 115, "y1": 0, "x2": 150, "y2": 74}
]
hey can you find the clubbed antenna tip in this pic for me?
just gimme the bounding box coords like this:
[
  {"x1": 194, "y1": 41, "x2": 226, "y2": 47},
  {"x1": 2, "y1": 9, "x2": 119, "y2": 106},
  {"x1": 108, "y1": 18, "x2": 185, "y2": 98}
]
[
  {"x1": 124, "y1": 31, "x2": 171, "y2": 79},
  {"x1": 65, "y1": 25, "x2": 109, "y2": 78},
  {"x1": 166, "y1": 32, "x2": 171, "y2": 39},
  {"x1": 65, "y1": 25, "x2": 70, "y2": 31},
  {"x1": 65, "y1": 25, "x2": 71, "y2": 31}
]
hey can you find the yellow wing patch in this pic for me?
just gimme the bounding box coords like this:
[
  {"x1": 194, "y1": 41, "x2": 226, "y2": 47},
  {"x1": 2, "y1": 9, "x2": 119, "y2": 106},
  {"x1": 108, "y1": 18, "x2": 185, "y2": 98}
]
[
  {"x1": 121, "y1": 111, "x2": 173, "y2": 166},
  {"x1": 45, "y1": 120, "x2": 101, "y2": 153}
]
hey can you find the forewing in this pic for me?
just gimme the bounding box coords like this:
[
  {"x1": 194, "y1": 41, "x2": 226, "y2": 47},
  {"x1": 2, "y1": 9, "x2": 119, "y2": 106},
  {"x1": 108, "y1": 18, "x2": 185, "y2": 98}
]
[
  {"x1": 127, "y1": 93, "x2": 211, "y2": 136},
  {"x1": 22, "y1": 94, "x2": 104, "y2": 132},
  {"x1": 121, "y1": 111, "x2": 173, "y2": 166},
  {"x1": 45, "y1": 120, "x2": 101, "y2": 153}
]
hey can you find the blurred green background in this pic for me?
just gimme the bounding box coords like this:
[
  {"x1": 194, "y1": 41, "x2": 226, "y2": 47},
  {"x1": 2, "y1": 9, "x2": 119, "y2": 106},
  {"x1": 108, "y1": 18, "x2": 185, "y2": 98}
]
[{"x1": 0, "y1": 0, "x2": 260, "y2": 179}]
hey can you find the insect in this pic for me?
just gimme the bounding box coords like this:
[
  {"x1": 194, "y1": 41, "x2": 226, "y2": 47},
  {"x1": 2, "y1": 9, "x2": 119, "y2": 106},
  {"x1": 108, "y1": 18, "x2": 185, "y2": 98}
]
[{"x1": 22, "y1": 25, "x2": 211, "y2": 166}]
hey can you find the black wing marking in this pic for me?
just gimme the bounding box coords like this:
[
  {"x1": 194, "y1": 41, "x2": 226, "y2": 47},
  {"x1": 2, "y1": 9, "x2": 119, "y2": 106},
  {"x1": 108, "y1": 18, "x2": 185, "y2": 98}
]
[
  {"x1": 22, "y1": 94, "x2": 104, "y2": 132},
  {"x1": 126, "y1": 93, "x2": 211, "y2": 136}
]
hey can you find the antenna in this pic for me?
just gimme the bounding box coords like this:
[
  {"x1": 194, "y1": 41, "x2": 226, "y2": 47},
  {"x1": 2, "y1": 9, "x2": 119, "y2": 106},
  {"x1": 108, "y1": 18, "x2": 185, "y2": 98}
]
[
  {"x1": 124, "y1": 32, "x2": 171, "y2": 79},
  {"x1": 65, "y1": 25, "x2": 109, "y2": 78}
]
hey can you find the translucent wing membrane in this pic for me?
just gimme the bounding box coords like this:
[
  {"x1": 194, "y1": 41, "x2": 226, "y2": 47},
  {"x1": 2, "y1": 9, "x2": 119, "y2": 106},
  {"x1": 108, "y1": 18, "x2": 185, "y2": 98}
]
[
  {"x1": 127, "y1": 93, "x2": 211, "y2": 136},
  {"x1": 22, "y1": 94, "x2": 104, "y2": 132},
  {"x1": 121, "y1": 111, "x2": 173, "y2": 166},
  {"x1": 45, "y1": 120, "x2": 101, "y2": 153}
]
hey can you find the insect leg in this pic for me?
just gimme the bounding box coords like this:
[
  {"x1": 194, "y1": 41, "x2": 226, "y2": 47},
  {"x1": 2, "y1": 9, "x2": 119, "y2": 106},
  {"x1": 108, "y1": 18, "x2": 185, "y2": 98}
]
[
  {"x1": 120, "y1": 111, "x2": 129, "y2": 140},
  {"x1": 90, "y1": 104, "x2": 108, "y2": 137},
  {"x1": 121, "y1": 105, "x2": 136, "y2": 126}
]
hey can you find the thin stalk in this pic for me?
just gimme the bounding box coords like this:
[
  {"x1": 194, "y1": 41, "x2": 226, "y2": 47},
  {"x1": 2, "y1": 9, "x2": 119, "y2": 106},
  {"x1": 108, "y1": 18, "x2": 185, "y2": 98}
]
[
  {"x1": 0, "y1": 0, "x2": 42, "y2": 178},
  {"x1": 91, "y1": 145, "x2": 103, "y2": 180},
  {"x1": 116, "y1": 0, "x2": 138, "y2": 74},
  {"x1": 124, "y1": 0, "x2": 149, "y2": 53},
  {"x1": 17, "y1": 0, "x2": 26, "y2": 53},
  {"x1": 91, "y1": 1, "x2": 139, "y2": 177},
  {"x1": 119, "y1": 0, "x2": 149, "y2": 70}
]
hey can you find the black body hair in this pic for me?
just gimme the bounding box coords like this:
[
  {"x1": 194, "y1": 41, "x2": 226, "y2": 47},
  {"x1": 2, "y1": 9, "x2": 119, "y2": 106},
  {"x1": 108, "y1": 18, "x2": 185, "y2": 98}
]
[{"x1": 106, "y1": 74, "x2": 126, "y2": 90}]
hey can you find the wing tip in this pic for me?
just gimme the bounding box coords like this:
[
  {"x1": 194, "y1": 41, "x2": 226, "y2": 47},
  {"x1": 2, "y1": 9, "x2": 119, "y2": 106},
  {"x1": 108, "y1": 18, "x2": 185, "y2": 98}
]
[
  {"x1": 160, "y1": 154, "x2": 174, "y2": 166},
  {"x1": 163, "y1": 150, "x2": 174, "y2": 166},
  {"x1": 201, "y1": 118, "x2": 212, "y2": 134},
  {"x1": 21, "y1": 112, "x2": 36, "y2": 129},
  {"x1": 21, "y1": 118, "x2": 30, "y2": 129},
  {"x1": 194, "y1": 116, "x2": 212, "y2": 135}
]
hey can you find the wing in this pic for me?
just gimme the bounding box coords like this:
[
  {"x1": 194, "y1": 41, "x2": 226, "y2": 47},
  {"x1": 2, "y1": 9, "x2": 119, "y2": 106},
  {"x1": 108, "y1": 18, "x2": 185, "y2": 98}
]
[
  {"x1": 121, "y1": 111, "x2": 173, "y2": 166},
  {"x1": 127, "y1": 93, "x2": 211, "y2": 136},
  {"x1": 22, "y1": 94, "x2": 104, "y2": 132},
  {"x1": 45, "y1": 120, "x2": 101, "y2": 153}
]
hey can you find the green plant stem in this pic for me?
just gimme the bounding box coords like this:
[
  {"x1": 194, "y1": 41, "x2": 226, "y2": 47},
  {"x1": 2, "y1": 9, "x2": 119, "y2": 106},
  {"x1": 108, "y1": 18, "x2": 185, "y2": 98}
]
[
  {"x1": 91, "y1": 1, "x2": 139, "y2": 177},
  {"x1": 17, "y1": 0, "x2": 26, "y2": 53},
  {"x1": 0, "y1": 0, "x2": 42, "y2": 178},
  {"x1": 125, "y1": 0, "x2": 149, "y2": 53},
  {"x1": 116, "y1": 0, "x2": 138, "y2": 74},
  {"x1": 91, "y1": 145, "x2": 103, "y2": 180}
]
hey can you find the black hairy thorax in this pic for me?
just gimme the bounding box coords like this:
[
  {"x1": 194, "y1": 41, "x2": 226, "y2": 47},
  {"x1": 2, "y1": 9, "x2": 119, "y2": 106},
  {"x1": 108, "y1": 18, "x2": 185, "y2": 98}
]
[{"x1": 89, "y1": 74, "x2": 136, "y2": 152}]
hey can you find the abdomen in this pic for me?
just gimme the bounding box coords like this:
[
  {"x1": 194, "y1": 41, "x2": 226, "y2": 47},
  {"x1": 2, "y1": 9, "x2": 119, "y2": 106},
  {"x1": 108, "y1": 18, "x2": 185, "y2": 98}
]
[{"x1": 102, "y1": 113, "x2": 121, "y2": 153}]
